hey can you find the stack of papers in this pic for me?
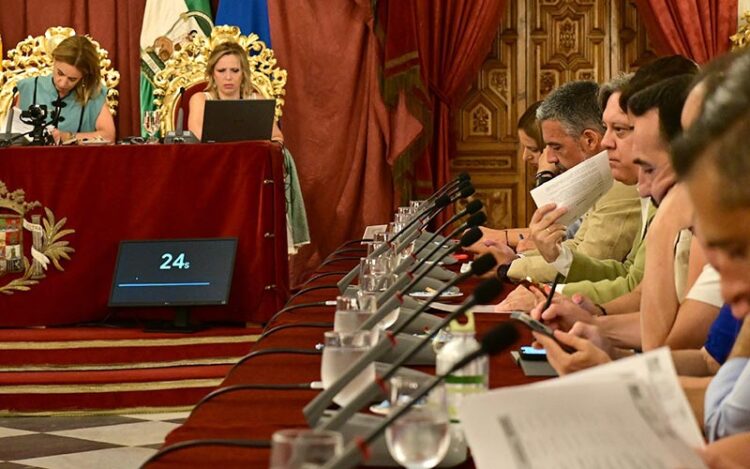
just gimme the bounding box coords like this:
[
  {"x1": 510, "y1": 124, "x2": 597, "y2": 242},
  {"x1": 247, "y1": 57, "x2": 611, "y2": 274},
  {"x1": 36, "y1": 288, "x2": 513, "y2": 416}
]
[{"x1": 459, "y1": 348, "x2": 707, "y2": 469}]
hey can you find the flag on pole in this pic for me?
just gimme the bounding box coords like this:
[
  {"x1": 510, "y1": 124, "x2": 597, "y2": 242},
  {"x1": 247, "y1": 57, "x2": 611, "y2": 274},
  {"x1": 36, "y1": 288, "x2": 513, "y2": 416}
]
[
  {"x1": 139, "y1": 0, "x2": 213, "y2": 137},
  {"x1": 215, "y1": 0, "x2": 272, "y2": 47}
]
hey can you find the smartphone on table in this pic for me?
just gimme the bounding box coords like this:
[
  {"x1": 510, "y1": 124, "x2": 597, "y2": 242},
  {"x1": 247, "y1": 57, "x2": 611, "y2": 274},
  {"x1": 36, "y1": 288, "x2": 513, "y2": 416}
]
[{"x1": 519, "y1": 345, "x2": 548, "y2": 361}]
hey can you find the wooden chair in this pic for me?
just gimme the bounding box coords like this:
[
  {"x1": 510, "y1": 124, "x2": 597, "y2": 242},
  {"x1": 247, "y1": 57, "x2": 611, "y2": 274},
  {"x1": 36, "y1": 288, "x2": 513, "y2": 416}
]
[
  {"x1": 0, "y1": 27, "x2": 120, "y2": 126},
  {"x1": 152, "y1": 25, "x2": 287, "y2": 135}
]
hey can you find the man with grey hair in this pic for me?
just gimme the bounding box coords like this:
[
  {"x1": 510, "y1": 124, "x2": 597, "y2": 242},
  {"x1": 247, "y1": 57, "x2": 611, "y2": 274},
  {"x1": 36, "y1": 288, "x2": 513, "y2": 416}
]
[{"x1": 490, "y1": 80, "x2": 641, "y2": 294}]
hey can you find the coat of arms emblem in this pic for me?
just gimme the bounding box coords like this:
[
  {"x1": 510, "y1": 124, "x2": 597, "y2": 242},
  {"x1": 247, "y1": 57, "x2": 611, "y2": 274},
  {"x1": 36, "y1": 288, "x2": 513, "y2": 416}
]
[{"x1": 0, "y1": 181, "x2": 74, "y2": 294}]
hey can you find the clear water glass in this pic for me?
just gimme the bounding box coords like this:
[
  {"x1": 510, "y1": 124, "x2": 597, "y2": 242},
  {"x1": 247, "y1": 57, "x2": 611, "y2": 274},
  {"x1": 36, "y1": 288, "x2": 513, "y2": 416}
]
[
  {"x1": 385, "y1": 377, "x2": 451, "y2": 469},
  {"x1": 333, "y1": 295, "x2": 371, "y2": 333},
  {"x1": 269, "y1": 428, "x2": 343, "y2": 468},
  {"x1": 320, "y1": 330, "x2": 377, "y2": 407},
  {"x1": 376, "y1": 273, "x2": 400, "y2": 329},
  {"x1": 143, "y1": 110, "x2": 160, "y2": 143}
]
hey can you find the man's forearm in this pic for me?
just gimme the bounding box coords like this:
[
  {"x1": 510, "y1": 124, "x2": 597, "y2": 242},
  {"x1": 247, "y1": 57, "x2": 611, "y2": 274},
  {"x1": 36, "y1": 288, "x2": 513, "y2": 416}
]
[
  {"x1": 602, "y1": 287, "x2": 641, "y2": 315},
  {"x1": 596, "y1": 312, "x2": 641, "y2": 350}
]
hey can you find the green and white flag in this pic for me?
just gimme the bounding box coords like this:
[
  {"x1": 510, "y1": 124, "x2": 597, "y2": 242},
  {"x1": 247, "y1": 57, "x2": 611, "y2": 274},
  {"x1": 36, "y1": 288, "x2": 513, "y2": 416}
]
[{"x1": 140, "y1": 0, "x2": 213, "y2": 136}]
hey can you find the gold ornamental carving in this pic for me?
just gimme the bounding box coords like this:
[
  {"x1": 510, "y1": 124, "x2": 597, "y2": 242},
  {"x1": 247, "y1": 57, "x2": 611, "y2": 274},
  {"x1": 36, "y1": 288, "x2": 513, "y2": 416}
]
[
  {"x1": 0, "y1": 181, "x2": 75, "y2": 295},
  {"x1": 732, "y1": 11, "x2": 750, "y2": 49},
  {"x1": 470, "y1": 104, "x2": 492, "y2": 136},
  {"x1": 0, "y1": 27, "x2": 121, "y2": 125},
  {"x1": 152, "y1": 25, "x2": 287, "y2": 134}
]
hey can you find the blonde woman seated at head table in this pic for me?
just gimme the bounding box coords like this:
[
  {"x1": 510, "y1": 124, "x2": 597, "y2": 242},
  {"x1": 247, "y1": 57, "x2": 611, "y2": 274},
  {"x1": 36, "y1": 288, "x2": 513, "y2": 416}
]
[
  {"x1": 188, "y1": 41, "x2": 283, "y2": 143},
  {"x1": 15, "y1": 36, "x2": 116, "y2": 144}
]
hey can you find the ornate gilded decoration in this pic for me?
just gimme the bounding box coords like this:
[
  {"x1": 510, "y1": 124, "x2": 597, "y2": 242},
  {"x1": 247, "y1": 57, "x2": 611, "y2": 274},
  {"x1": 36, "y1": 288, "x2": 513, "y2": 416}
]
[
  {"x1": 731, "y1": 11, "x2": 750, "y2": 49},
  {"x1": 0, "y1": 181, "x2": 75, "y2": 295},
  {"x1": 0, "y1": 27, "x2": 120, "y2": 125},
  {"x1": 152, "y1": 25, "x2": 287, "y2": 134}
]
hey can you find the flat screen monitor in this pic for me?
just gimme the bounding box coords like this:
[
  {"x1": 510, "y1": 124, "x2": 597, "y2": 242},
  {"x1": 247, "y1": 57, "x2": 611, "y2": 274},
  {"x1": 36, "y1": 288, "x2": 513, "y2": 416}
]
[
  {"x1": 201, "y1": 99, "x2": 275, "y2": 142},
  {"x1": 109, "y1": 238, "x2": 238, "y2": 307}
]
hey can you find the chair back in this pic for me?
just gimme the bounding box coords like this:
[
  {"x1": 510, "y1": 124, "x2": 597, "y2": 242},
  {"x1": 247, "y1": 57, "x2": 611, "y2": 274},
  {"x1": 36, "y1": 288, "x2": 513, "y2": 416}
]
[
  {"x1": 0, "y1": 27, "x2": 120, "y2": 126},
  {"x1": 153, "y1": 25, "x2": 287, "y2": 134}
]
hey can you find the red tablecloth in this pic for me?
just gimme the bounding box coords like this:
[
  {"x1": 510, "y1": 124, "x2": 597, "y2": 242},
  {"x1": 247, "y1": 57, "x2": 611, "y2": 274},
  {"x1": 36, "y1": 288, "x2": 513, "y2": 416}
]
[
  {"x1": 145, "y1": 256, "x2": 544, "y2": 468},
  {"x1": 0, "y1": 141, "x2": 288, "y2": 325}
]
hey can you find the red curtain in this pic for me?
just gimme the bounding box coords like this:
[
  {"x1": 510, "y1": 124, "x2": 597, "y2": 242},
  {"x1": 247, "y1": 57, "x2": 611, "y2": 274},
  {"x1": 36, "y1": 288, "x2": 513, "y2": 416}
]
[
  {"x1": 375, "y1": 0, "x2": 506, "y2": 210},
  {"x1": 0, "y1": 0, "x2": 147, "y2": 138},
  {"x1": 268, "y1": 0, "x2": 401, "y2": 281},
  {"x1": 634, "y1": 0, "x2": 738, "y2": 64}
]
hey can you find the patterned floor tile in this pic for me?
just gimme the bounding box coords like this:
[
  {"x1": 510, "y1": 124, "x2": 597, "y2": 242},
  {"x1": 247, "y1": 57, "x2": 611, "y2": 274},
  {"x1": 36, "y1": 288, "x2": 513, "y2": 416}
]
[
  {"x1": 0, "y1": 434, "x2": 118, "y2": 460},
  {"x1": 14, "y1": 447, "x2": 157, "y2": 469},
  {"x1": 48, "y1": 421, "x2": 179, "y2": 447}
]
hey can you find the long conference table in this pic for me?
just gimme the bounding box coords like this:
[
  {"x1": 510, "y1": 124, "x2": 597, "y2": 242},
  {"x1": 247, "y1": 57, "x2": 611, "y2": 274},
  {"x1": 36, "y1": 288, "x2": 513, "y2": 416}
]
[
  {"x1": 142, "y1": 248, "x2": 543, "y2": 468},
  {"x1": 0, "y1": 141, "x2": 288, "y2": 326}
]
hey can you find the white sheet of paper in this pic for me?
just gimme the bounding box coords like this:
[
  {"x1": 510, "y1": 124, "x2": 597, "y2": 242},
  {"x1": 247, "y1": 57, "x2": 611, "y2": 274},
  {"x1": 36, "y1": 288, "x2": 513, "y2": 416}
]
[
  {"x1": 541, "y1": 347, "x2": 704, "y2": 447},
  {"x1": 9, "y1": 107, "x2": 34, "y2": 134},
  {"x1": 362, "y1": 224, "x2": 387, "y2": 240},
  {"x1": 530, "y1": 150, "x2": 613, "y2": 226},
  {"x1": 459, "y1": 379, "x2": 707, "y2": 469},
  {"x1": 427, "y1": 302, "x2": 500, "y2": 314}
]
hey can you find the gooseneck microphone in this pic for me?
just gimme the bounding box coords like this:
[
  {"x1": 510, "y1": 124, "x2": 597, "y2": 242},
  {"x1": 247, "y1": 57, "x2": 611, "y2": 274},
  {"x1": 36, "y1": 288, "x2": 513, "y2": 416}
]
[
  {"x1": 303, "y1": 253, "x2": 497, "y2": 425},
  {"x1": 337, "y1": 183, "x2": 475, "y2": 292},
  {"x1": 413, "y1": 199, "x2": 482, "y2": 258},
  {"x1": 165, "y1": 87, "x2": 197, "y2": 144},
  {"x1": 361, "y1": 227, "x2": 484, "y2": 333},
  {"x1": 319, "y1": 278, "x2": 504, "y2": 431},
  {"x1": 322, "y1": 321, "x2": 520, "y2": 469}
]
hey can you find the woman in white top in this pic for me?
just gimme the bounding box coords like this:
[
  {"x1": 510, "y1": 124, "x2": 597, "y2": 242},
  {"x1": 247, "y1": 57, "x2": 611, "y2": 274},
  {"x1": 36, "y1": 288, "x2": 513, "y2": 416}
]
[{"x1": 188, "y1": 41, "x2": 283, "y2": 143}]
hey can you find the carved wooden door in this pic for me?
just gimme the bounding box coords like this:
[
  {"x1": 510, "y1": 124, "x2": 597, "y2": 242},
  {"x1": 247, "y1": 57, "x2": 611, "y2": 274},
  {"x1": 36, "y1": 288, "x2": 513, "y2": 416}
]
[{"x1": 452, "y1": 0, "x2": 655, "y2": 228}]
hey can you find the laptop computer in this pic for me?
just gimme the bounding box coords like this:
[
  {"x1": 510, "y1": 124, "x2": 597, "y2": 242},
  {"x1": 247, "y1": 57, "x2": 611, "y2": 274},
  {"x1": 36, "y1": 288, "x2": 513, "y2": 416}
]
[{"x1": 201, "y1": 99, "x2": 276, "y2": 143}]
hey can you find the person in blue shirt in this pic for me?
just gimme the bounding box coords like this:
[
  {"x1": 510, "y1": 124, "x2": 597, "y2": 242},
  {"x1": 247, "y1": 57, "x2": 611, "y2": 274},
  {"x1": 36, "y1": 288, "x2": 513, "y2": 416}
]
[{"x1": 15, "y1": 35, "x2": 115, "y2": 143}]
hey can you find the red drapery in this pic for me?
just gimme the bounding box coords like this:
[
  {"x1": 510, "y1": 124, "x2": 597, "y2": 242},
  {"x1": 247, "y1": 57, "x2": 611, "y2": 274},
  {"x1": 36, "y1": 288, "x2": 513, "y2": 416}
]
[
  {"x1": 634, "y1": 0, "x2": 738, "y2": 64},
  {"x1": 268, "y1": 0, "x2": 411, "y2": 281},
  {"x1": 0, "y1": 0, "x2": 147, "y2": 138},
  {"x1": 374, "y1": 0, "x2": 506, "y2": 211}
]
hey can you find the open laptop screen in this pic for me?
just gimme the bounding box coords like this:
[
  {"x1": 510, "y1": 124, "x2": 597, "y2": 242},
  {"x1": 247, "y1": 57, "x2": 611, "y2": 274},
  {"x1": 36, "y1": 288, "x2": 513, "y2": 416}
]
[{"x1": 201, "y1": 99, "x2": 275, "y2": 142}]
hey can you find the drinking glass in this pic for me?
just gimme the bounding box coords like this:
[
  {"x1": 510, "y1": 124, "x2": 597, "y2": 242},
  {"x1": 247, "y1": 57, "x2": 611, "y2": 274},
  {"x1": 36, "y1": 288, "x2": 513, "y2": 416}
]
[
  {"x1": 334, "y1": 295, "x2": 372, "y2": 333},
  {"x1": 320, "y1": 330, "x2": 377, "y2": 406},
  {"x1": 376, "y1": 273, "x2": 400, "y2": 329},
  {"x1": 143, "y1": 110, "x2": 160, "y2": 143},
  {"x1": 385, "y1": 377, "x2": 451, "y2": 469},
  {"x1": 269, "y1": 428, "x2": 343, "y2": 468}
]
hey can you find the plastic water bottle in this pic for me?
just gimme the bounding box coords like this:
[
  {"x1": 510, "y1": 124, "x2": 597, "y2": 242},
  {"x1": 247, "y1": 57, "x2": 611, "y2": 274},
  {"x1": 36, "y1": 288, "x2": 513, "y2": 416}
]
[{"x1": 435, "y1": 312, "x2": 488, "y2": 424}]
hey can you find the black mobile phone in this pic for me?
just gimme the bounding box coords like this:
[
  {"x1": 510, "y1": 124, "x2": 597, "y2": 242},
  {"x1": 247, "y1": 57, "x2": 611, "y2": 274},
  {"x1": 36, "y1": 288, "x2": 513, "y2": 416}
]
[
  {"x1": 510, "y1": 311, "x2": 575, "y2": 352},
  {"x1": 510, "y1": 311, "x2": 555, "y2": 338},
  {"x1": 519, "y1": 345, "x2": 547, "y2": 361}
]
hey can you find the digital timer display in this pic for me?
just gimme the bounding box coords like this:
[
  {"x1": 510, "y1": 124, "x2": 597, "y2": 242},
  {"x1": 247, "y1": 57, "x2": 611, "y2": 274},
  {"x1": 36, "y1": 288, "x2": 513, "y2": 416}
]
[{"x1": 109, "y1": 238, "x2": 238, "y2": 307}]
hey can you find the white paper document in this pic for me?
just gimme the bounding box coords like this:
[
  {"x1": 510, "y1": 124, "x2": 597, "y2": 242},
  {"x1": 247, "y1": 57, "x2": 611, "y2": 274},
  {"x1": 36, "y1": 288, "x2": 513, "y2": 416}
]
[
  {"x1": 459, "y1": 348, "x2": 707, "y2": 469},
  {"x1": 8, "y1": 107, "x2": 34, "y2": 135},
  {"x1": 427, "y1": 301, "x2": 499, "y2": 314},
  {"x1": 530, "y1": 150, "x2": 613, "y2": 226},
  {"x1": 362, "y1": 224, "x2": 387, "y2": 240}
]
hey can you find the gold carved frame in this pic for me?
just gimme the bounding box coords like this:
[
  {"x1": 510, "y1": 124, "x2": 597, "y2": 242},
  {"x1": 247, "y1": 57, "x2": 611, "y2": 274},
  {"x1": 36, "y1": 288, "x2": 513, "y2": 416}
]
[
  {"x1": 0, "y1": 27, "x2": 120, "y2": 126},
  {"x1": 152, "y1": 25, "x2": 287, "y2": 134},
  {"x1": 732, "y1": 11, "x2": 750, "y2": 49}
]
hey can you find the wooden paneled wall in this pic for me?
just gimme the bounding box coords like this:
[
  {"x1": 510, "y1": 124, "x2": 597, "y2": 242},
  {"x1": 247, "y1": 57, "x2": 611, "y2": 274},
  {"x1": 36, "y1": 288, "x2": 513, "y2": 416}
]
[{"x1": 453, "y1": 0, "x2": 655, "y2": 228}]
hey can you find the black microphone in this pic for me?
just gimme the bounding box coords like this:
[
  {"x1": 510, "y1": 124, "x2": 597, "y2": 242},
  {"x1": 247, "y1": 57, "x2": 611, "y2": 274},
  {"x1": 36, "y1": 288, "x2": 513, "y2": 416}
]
[
  {"x1": 319, "y1": 278, "x2": 504, "y2": 431},
  {"x1": 164, "y1": 87, "x2": 198, "y2": 144},
  {"x1": 421, "y1": 172, "x2": 470, "y2": 207},
  {"x1": 363, "y1": 227, "x2": 484, "y2": 331},
  {"x1": 337, "y1": 195, "x2": 455, "y2": 292},
  {"x1": 414, "y1": 199, "x2": 482, "y2": 258},
  {"x1": 303, "y1": 253, "x2": 497, "y2": 425},
  {"x1": 323, "y1": 321, "x2": 520, "y2": 469}
]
